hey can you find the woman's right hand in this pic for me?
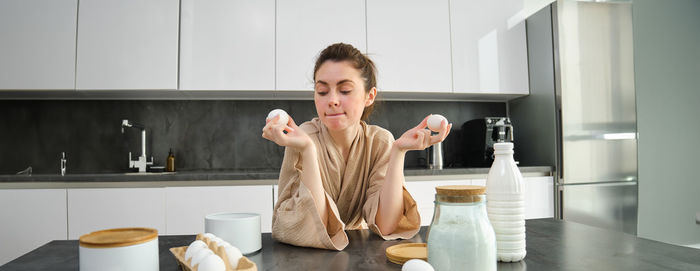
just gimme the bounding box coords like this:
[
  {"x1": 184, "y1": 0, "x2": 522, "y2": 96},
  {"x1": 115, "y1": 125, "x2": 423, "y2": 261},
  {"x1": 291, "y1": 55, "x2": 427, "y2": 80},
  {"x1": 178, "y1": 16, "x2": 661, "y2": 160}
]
[{"x1": 262, "y1": 115, "x2": 313, "y2": 150}]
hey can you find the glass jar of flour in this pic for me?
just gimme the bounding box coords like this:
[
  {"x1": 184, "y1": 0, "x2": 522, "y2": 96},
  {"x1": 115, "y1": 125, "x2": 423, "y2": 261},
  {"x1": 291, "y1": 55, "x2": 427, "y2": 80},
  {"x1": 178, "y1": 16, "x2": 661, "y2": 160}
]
[{"x1": 427, "y1": 185, "x2": 496, "y2": 271}]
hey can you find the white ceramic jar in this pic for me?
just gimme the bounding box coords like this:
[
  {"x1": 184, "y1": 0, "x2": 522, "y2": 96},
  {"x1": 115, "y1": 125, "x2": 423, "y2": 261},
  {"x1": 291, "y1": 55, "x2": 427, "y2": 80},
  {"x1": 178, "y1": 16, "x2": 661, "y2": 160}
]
[
  {"x1": 79, "y1": 227, "x2": 159, "y2": 271},
  {"x1": 205, "y1": 212, "x2": 261, "y2": 254}
]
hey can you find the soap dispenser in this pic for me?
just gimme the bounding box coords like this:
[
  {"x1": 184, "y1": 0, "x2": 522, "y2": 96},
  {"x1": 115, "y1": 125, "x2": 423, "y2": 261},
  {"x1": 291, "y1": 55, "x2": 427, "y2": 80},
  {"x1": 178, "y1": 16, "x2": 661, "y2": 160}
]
[{"x1": 166, "y1": 149, "x2": 176, "y2": 172}]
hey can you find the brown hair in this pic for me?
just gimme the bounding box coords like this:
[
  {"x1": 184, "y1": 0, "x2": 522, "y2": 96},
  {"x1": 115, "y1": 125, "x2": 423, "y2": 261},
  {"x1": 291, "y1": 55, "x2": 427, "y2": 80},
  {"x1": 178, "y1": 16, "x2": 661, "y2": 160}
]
[{"x1": 313, "y1": 43, "x2": 378, "y2": 121}]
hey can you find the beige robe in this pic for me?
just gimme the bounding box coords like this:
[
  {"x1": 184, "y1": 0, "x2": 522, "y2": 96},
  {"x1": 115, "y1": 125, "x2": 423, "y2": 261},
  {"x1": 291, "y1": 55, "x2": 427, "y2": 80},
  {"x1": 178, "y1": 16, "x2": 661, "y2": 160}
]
[{"x1": 271, "y1": 118, "x2": 421, "y2": 250}]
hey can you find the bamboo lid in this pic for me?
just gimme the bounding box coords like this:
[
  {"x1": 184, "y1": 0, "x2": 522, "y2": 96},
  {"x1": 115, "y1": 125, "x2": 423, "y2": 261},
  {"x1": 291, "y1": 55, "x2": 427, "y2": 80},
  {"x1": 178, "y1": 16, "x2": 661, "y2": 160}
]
[
  {"x1": 435, "y1": 185, "x2": 485, "y2": 196},
  {"x1": 79, "y1": 227, "x2": 158, "y2": 248},
  {"x1": 385, "y1": 243, "x2": 427, "y2": 265},
  {"x1": 435, "y1": 185, "x2": 485, "y2": 203}
]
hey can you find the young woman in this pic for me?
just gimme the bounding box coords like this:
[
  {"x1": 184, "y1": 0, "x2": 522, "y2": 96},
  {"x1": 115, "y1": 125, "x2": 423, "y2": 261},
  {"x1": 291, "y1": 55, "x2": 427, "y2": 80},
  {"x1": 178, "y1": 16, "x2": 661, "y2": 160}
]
[{"x1": 262, "y1": 43, "x2": 452, "y2": 250}]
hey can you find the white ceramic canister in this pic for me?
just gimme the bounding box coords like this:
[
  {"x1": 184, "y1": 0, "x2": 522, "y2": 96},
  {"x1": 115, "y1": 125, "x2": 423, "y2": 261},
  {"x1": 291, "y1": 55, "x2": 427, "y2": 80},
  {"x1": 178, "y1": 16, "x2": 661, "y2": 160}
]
[
  {"x1": 79, "y1": 227, "x2": 159, "y2": 271},
  {"x1": 205, "y1": 212, "x2": 261, "y2": 254}
]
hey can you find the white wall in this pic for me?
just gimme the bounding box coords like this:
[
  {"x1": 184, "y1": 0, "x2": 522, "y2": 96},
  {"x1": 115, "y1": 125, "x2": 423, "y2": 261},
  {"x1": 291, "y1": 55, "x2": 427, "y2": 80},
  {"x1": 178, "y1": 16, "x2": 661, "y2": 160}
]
[{"x1": 634, "y1": 0, "x2": 700, "y2": 246}]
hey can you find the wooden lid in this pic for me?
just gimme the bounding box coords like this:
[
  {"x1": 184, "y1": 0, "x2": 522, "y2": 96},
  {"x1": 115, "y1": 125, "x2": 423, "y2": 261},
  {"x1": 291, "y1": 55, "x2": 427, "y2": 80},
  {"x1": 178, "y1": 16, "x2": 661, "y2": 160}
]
[
  {"x1": 79, "y1": 227, "x2": 158, "y2": 248},
  {"x1": 435, "y1": 185, "x2": 486, "y2": 203},
  {"x1": 435, "y1": 185, "x2": 485, "y2": 196},
  {"x1": 385, "y1": 243, "x2": 427, "y2": 265}
]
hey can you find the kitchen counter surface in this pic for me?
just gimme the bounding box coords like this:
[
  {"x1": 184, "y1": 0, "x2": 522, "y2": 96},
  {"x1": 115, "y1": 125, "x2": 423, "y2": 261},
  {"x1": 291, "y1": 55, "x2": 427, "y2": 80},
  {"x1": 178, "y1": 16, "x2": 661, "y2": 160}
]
[
  {"x1": 2, "y1": 218, "x2": 699, "y2": 271},
  {"x1": 0, "y1": 166, "x2": 552, "y2": 188}
]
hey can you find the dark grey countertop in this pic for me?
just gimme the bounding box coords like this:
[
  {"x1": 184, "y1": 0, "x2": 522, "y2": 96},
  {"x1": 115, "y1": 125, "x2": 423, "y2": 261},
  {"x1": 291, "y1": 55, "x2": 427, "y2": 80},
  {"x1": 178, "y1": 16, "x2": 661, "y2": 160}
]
[
  {"x1": 2, "y1": 218, "x2": 699, "y2": 271},
  {"x1": 0, "y1": 166, "x2": 552, "y2": 183}
]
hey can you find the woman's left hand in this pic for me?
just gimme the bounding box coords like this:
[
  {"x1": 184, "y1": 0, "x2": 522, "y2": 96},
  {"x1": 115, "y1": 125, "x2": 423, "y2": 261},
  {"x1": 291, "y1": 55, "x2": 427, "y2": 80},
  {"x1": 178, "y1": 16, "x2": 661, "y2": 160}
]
[{"x1": 394, "y1": 115, "x2": 452, "y2": 152}]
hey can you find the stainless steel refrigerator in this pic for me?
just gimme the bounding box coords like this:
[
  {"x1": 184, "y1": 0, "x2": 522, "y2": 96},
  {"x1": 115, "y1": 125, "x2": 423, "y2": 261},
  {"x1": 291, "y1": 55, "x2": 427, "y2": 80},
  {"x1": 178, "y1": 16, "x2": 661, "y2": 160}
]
[{"x1": 510, "y1": 0, "x2": 638, "y2": 235}]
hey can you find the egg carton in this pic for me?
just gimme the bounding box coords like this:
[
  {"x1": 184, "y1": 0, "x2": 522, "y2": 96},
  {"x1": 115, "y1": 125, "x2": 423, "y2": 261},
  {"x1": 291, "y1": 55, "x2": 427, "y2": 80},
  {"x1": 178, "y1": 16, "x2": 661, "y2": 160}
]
[{"x1": 170, "y1": 233, "x2": 257, "y2": 271}]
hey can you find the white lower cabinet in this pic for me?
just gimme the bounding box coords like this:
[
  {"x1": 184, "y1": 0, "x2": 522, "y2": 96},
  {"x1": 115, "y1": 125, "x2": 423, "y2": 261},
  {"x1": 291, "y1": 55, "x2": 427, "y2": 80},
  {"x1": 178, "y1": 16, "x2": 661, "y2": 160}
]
[
  {"x1": 406, "y1": 176, "x2": 553, "y2": 226},
  {"x1": 522, "y1": 176, "x2": 555, "y2": 219},
  {"x1": 0, "y1": 189, "x2": 67, "y2": 266},
  {"x1": 165, "y1": 185, "x2": 274, "y2": 234},
  {"x1": 66, "y1": 188, "x2": 166, "y2": 239}
]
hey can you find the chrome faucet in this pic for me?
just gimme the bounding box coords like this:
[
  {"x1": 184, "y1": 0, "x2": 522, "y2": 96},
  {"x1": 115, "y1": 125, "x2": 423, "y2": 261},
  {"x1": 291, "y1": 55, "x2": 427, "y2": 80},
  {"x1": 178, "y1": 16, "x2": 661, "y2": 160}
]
[
  {"x1": 121, "y1": 119, "x2": 153, "y2": 172},
  {"x1": 60, "y1": 152, "x2": 67, "y2": 176}
]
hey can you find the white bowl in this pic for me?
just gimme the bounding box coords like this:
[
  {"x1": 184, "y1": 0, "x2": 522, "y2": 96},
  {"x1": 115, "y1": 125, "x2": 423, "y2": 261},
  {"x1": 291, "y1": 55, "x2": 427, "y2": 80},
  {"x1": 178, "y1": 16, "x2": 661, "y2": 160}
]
[{"x1": 205, "y1": 212, "x2": 261, "y2": 254}]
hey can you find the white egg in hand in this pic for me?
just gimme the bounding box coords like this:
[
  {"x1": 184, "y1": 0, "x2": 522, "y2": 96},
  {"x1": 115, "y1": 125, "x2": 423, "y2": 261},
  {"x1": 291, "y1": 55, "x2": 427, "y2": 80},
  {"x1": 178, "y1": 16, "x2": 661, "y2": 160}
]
[
  {"x1": 267, "y1": 109, "x2": 289, "y2": 125},
  {"x1": 185, "y1": 240, "x2": 208, "y2": 261},
  {"x1": 197, "y1": 254, "x2": 226, "y2": 271},
  {"x1": 402, "y1": 259, "x2": 435, "y2": 271},
  {"x1": 427, "y1": 114, "x2": 448, "y2": 132},
  {"x1": 223, "y1": 243, "x2": 243, "y2": 269}
]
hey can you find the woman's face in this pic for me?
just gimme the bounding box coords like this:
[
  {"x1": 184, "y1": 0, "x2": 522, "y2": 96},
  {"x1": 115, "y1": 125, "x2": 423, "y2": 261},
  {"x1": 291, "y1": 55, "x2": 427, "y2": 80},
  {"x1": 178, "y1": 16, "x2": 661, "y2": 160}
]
[{"x1": 314, "y1": 60, "x2": 375, "y2": 131}]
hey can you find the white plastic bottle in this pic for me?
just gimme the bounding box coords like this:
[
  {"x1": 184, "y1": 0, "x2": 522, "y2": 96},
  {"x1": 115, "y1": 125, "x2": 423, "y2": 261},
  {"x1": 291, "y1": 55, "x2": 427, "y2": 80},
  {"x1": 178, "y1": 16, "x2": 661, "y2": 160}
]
[{"x1": 486, "y1": 142, "x2": 526, "y2": 262}]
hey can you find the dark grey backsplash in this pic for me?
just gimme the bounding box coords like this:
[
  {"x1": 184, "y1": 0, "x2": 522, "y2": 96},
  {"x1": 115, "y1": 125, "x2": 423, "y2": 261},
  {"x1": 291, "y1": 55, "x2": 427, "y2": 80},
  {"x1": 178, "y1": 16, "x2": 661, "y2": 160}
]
[{"x1": 0, "y1": 100, "x2": 505, "y2": 174}]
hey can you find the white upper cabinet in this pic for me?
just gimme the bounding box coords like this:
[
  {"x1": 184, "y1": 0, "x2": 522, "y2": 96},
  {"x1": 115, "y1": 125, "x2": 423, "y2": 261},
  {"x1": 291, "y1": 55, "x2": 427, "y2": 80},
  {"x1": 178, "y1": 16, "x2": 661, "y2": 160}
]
[
  {"x1": 450, "y1": 0, "x2": 529, "y2": 94},
  {"x1": 367, "y1": 0, "x2": 452, "y2": 92},
  {"x1": 276, "y1": 0, "x2": 366, "y2": 91},
  {"x1": 0, "y1": 0, "x2": 77, "y2": 90},
  {"x1": 180, "y1": 0, "x2": 274, "y2": 90},
  {"x1": 75, "y1": 0, "x2": 179, "y2": 90}
]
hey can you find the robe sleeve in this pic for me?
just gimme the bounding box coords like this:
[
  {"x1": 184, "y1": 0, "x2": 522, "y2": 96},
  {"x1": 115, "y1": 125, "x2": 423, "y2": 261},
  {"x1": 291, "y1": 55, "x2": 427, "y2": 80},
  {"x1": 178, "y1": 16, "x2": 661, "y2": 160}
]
[
  {"x1": 362, "y1": 132, "x2": 421, "y2": 240},
  {"x1": 271, "y1": 147, "x2": 349, "y2": 250}
]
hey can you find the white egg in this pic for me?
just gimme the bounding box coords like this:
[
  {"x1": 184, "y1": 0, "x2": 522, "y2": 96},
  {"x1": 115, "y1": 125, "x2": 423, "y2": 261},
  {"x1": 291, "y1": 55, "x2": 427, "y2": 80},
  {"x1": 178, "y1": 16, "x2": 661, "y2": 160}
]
[
  {"x1": 223, "y1": 243, "x2": 243, "y2": 269},
  {"x1": 197, "y1": 254, "x2": 226, "y2": 271},
  {"x1": 210, "y1": 236, "x2": 225, "y2": 246},
  {"x1": 203, "y1": 233, "x2": 217, "y2": 240},
  {"x1": 427, "y1": 114, "x2": 447, "y2": 132},
  {"x1": 267, "y1": 109, "x2": 289, "y2": 124},
  {"x1": 402, "y1": 259, "x2": 435, "y2": 271},
  {"x1": 185, "y1": 240, "x2": 208, "y2": 261},
  {"x1": 190, "y1": 248, "x2": 214, "y2": 267}
]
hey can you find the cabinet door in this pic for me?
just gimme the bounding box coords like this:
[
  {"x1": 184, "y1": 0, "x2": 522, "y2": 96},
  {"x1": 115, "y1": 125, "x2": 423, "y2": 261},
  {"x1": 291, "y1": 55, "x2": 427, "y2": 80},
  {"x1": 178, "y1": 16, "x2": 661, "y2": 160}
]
[
  {"x1": 165, "y1": 185, "x2": 274, "y2": 234},
  {"x1": 478, "y1": 177, "x2": 553, "y2": 219},
  {"x1": 67, "y1": 188, "x2": 166, "y2": 239},
  {"x1": 180, "y1": 0, "x2": 274, "y2": 90},
  {"x1": 367, "y1": 0, "x2": 452, "y2": 92},
  {"x1": 405, "y1": 180, "x2": 471, "y2": 226},
  {"x1": 523, "y1": 176, "x2": 554, "y2": 219},
  {"x1": 0, "y1": 189, "x2": 67, "y2": 266},
  {"x1": 76, "y1": 0, "x2": 178, "y2": 90},
  {"x1": 450, "y1": 0, "x2": 529, "y2": 94},
  {"x1": 0, "y1": 0, "x2": 77, "y2": 90},
  {"x1": 276, "y1": 0, "x2": 366, "y2": 91}
]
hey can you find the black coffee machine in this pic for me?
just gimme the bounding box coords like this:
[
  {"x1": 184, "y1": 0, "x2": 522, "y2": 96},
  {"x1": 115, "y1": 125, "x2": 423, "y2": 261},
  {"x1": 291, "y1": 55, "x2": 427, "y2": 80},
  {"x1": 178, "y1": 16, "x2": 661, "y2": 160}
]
[{"x1": 461, "y1": 117, "x2": 514, "y2": 167}]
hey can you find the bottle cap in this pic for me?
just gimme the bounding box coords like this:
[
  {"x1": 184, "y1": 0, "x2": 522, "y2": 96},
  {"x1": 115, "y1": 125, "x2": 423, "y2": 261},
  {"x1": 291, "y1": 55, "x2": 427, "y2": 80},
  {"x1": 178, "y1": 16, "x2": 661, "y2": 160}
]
[{"x1": 493, "y1": 142, "x2": 514, "y2": 154}]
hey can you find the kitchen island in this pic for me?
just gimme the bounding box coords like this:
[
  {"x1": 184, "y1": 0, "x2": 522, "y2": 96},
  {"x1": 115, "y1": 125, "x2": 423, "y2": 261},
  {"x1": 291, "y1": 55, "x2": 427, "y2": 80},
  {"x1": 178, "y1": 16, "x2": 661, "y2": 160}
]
[{"x1": 1, "y1": 218, "x2": 698, "y2": 271}]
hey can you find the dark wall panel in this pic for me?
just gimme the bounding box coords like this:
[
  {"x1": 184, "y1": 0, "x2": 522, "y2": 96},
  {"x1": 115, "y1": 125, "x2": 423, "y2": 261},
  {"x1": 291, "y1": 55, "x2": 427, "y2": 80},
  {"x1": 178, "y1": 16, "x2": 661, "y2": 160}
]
[{"x1": 0, "y1": 100, "x2": 505, "y2": 174}]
